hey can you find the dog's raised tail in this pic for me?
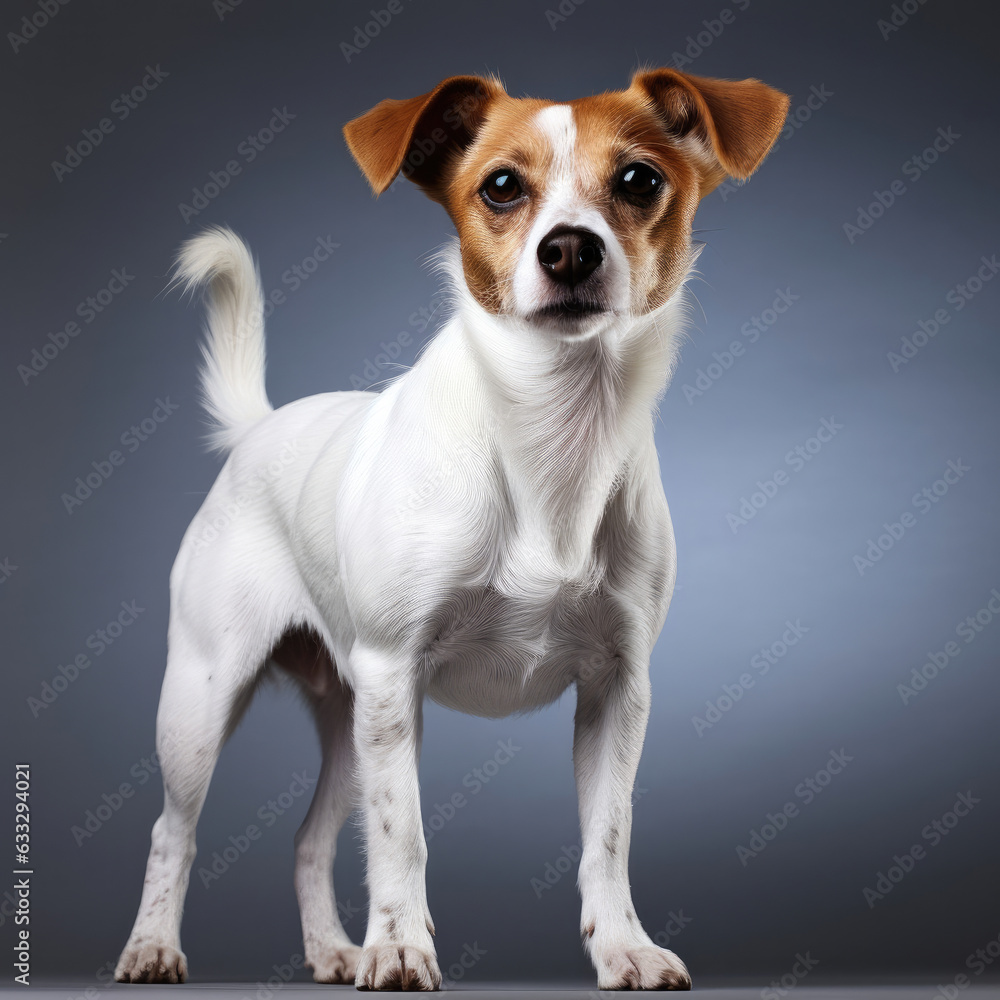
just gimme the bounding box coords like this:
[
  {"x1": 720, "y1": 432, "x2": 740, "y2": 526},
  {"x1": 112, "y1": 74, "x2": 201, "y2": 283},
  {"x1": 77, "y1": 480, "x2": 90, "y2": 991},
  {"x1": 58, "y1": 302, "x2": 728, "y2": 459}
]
[{"x1": 173, "y1": 226, "x2": 272, "y2": 454}]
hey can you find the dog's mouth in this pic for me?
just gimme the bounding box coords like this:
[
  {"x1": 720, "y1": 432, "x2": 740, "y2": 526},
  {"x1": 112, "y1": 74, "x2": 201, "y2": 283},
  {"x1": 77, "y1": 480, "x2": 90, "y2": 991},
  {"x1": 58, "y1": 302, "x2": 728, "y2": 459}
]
[{"x1": 529, "y1": 299, "x2": 609, "y2": 324}]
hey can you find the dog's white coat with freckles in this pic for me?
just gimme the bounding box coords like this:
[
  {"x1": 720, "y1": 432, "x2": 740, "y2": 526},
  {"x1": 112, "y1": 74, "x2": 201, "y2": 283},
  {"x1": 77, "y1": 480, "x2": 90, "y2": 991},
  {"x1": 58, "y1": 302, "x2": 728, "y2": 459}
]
[{"x1": 116, "y1": 68, "x2": 788, "y2": 990}]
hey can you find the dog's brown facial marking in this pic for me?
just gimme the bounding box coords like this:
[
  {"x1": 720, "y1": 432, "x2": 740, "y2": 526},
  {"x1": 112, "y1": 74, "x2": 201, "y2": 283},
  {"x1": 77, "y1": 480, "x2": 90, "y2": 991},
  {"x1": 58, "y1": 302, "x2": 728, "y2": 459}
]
[
  {"x1": 438, "y1": 89, "x2": 704, "y2": 320},
  {"x1": 442, "y1": 94, "x2": 556, "y2": 314},
  {"x1": 344, "y1": 69, "x2": 788, "y2": 325},
  {"x1": 567, "y1": 90, "x2": 704, "y2": 316}
]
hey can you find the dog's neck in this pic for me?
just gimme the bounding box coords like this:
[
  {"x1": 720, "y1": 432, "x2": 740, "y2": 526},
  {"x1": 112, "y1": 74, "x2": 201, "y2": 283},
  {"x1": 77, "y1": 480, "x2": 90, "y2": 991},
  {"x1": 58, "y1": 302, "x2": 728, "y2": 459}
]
[{"x1": 437, "y1": 266, "x2": 685, "y2": 574}]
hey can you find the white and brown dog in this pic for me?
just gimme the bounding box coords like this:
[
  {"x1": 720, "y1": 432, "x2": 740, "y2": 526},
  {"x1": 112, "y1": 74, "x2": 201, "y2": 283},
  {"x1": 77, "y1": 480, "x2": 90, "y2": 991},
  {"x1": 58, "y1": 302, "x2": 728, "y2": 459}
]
[{"x1": 116, "y1": 68, "x2": 788, "y2": 990}]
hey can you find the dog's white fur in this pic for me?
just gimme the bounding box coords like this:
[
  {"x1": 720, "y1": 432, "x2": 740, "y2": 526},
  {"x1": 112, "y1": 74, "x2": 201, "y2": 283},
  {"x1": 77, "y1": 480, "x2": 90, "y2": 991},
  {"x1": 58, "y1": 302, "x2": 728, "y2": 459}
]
[
  {"x1": 113, "y1": 83, "x2": 772, "y2": 989},
  {"x1": 511, "y1": 106, "x2": 631, "y2": 318}
]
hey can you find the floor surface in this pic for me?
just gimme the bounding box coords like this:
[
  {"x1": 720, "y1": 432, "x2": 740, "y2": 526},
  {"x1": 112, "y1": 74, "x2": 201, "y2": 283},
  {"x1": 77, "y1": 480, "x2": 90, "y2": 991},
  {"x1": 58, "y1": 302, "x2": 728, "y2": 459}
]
[{"x1": 7, "y1": 986, "x2": 1000, "y2": 999}]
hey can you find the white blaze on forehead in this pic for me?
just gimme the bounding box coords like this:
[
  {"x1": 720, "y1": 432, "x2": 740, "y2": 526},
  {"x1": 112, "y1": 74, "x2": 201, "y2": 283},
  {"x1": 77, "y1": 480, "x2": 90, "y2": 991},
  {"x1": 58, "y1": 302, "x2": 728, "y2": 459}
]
[
  {"x1": 510, "y1": 102, "x2": 630, "y2": 319},
  {"x1": 533, "y1": 103, "x2": 577, "y2": 182}
]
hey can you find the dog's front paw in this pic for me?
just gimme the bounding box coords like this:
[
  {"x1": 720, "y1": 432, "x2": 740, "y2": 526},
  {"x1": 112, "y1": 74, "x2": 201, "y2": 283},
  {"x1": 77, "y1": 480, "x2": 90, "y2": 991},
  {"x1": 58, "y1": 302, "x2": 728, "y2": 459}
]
[
  {"x1": 309, "y1": 942, "x2": 363, "y2": 984},
  {"x1": 114, "y1": 942, "x2": 188, "y2": 983},
  {"x1": 595, "y1": 944, "x2": 691, "y2": 990},
  {"x1": 355, "y1": 943, "x2": 441, "y2": 991}
]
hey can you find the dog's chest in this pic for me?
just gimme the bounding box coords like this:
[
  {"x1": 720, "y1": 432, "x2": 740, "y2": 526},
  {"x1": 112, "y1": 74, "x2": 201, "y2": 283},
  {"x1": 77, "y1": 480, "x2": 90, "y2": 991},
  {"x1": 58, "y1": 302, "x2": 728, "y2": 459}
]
[
  {"x1": 417, "y1": 455, "x2": 648, "y2": 718},
  {"x1": 423, "y1": 566, "x2": 613, "y2": 718}
]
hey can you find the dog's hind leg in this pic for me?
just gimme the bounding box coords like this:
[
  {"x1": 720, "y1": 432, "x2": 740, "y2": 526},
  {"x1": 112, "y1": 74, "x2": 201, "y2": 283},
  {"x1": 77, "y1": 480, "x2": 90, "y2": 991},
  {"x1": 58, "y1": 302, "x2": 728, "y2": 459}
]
[
  {"x1": 288, "y1": 663, "x2": 362, "y2": 983},
  {"x1": 115, "y1": 606, "x2": 269, "y2": 983}
]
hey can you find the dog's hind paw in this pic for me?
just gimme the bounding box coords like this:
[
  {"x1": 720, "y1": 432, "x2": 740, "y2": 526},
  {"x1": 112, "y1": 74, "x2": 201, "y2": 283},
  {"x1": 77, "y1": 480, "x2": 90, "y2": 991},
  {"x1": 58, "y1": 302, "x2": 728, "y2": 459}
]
[
  {"x1": 308, "y1": 942, "x2": 362, "y2": 984},
  {"x1": 355, "y1": 943, "x2": 441, "y2": 991},
  {"x1": 114, "y1": 942, "x2": 188, "y2": 983},
  {"x1": 596, "y1": 945, "x2": 691, "y2": 990}
]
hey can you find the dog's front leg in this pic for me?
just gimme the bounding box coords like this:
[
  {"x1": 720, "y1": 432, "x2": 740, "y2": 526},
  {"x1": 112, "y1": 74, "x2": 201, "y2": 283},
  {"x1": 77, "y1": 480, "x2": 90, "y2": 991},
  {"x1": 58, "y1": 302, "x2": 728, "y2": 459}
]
[
  {"x1": 351, "y1": 646, "x2": 440, "y2": 991},
  {"x1": 574, "y1": 664, "x2": 691, "y2": 990}
]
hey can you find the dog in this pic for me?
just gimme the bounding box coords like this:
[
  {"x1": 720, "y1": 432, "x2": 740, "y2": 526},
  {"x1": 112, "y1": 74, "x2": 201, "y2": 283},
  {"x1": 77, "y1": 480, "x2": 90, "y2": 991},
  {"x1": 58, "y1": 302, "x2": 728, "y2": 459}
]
[{"x1": 115, "y1": 67, "x2": 788, "y2": 990}]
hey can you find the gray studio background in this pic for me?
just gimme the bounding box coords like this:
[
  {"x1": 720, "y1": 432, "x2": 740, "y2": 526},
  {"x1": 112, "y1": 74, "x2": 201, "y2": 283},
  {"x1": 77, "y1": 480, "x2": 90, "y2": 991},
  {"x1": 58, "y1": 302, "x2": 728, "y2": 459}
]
[{"x1": 1, "y1": 0, "x2": 998, "y2": 986}]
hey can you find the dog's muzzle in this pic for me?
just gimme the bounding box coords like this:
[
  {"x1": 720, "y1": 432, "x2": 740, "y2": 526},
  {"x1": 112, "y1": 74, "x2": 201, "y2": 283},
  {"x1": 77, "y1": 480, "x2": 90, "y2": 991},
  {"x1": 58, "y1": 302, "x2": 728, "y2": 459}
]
[{"x1": 533, "y1": 226, "x2": 610, "y2": 322}]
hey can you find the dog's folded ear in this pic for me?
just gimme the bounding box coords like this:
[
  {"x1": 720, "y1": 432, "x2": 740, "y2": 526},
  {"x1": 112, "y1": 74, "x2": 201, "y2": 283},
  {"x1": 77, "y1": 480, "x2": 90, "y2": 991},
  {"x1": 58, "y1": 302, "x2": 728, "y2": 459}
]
[
  {"x1": 631, "y1": 68, "x2": 789, "y2": 196},
  {"x1": 344, "y1": 74, "x2": 505, "y2": 198}
]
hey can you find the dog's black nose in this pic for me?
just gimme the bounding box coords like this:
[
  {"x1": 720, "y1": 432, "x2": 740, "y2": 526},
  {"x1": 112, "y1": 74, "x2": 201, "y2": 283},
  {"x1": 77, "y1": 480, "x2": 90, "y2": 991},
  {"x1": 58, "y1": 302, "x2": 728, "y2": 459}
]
[{"x1": 537, "y1": 228, "x2": 605, "y2": 287}]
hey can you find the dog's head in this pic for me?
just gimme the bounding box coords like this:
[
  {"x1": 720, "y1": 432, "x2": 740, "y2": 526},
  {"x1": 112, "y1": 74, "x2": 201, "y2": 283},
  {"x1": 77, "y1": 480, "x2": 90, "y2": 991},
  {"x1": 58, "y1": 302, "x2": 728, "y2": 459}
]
[{"x1": 344, "y1": 69, "x2": 788, "y2": 337}]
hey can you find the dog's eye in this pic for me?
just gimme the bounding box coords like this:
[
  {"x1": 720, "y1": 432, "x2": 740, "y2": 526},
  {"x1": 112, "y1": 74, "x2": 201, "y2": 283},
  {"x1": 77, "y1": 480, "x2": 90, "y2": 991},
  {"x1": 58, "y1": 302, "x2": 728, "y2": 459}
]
[
  {"x1": 481, "y1": 169, "x2": 523, "y2": 208},
  {"x1": 618, "y1": 163, "x2": 663, "y2": 198}
]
